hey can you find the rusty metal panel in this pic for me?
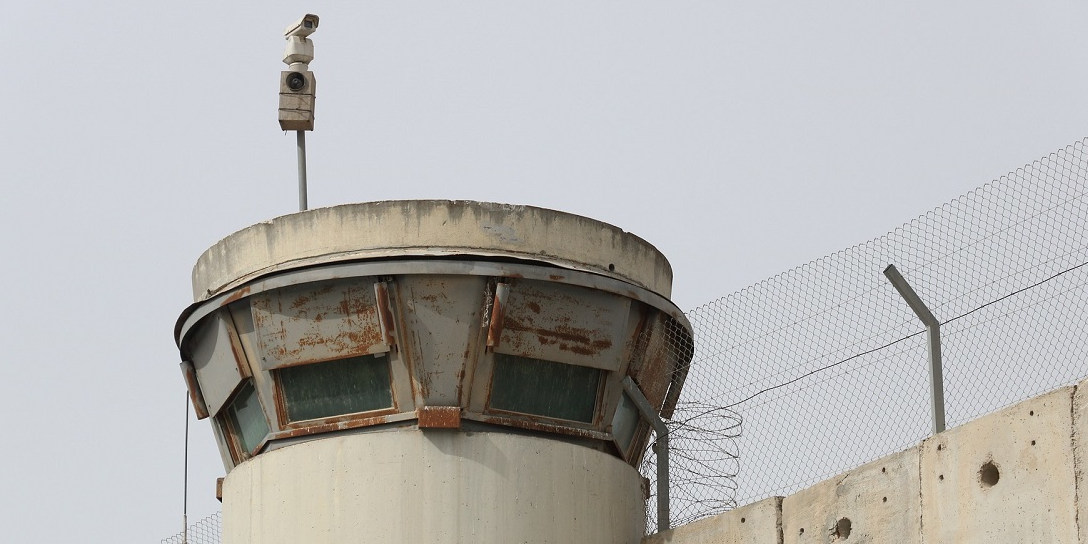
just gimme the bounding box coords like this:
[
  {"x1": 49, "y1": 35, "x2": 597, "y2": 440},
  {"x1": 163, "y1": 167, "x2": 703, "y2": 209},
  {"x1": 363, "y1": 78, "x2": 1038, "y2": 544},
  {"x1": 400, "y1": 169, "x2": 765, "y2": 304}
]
[
  {"x1": 631, "y1": 312, "x2": 693, "y2": 419},
  {"x1": 374, "y1": 281, "x2": 398, "y2": 349},
  {"x1": 485, "y1": 282, "x2": 509, "y2": 349},
  {"x1": 250, "y1": 278, "x2": 388, "y2": 370},
  {"x1": 631, "y1": 312, "x2": 671, "y2": 412},
  {"x1": 180, "y1": 360, "x2": 210, "y2": 419},
  {"x1": 190, "y1": 314, "x2": 248, "y2": 416},
  {"x1": 396, "y1": 275, "x2": 487, "y2": 406},
  {"x1": 418, "y1": 406, "x2": 462, "y2": 429},
  {"x1": 496, "y1": 279, "x2": 630, "y2": 371}
]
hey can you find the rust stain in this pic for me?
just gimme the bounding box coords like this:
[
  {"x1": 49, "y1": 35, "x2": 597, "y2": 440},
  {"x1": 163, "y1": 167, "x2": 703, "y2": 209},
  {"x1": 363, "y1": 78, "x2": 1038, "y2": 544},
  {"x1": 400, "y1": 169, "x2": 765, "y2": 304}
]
[
  {"x1": 486, "y1": 293, "x2": 506, "y2": 348},
  {"x1": 548, "y1": 275, "x2": 564, "y2": 281},
  {"x1": 220, "y1": 286, "x2": 251, "y2": 306},
  {"x1": 418, "y1": 406, "x2": 462, "y2": 429},
  {"x1": 375, "y1": 282, "x2": 397, "y2": 346},
  {"x1": 506, "y1": 319, "x2": 612, "y2": 356},
  {"x1": 479, "y1": 414, "x2": 606, "y2": 441},
  {"x1": 180, "y1": 361, "x2": 210, "y2": 419},
  {"x1": 536, "y1": 334, "x2": 557, "y2": 346},
  {"x1": 275, "y1": 412, "x2": 394, "y2": 440},
  {"x1": 226, "y1": 325, "x2": 253, "y2": 379},
  {"x1": 566, "y1": 345, "x2": 596, "y2": 356},
  {"x1": 525, "y1": 301, "x2": 541, "y2": 314}
]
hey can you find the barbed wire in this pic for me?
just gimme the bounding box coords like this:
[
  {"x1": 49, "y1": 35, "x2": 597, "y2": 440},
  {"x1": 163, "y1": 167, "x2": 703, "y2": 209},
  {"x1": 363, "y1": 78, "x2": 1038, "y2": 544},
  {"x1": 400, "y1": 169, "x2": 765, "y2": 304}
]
[{"x1": 645, "y1": 137, "x2": 1088, "y2": 527}]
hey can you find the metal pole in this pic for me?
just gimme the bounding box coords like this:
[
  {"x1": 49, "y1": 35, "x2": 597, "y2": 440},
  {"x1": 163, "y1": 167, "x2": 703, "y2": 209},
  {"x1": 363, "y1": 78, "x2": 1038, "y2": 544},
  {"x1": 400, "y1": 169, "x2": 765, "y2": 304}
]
[
  {"x1": 654, "y1": 435, "x2": 670, "y2": 531},
  {"x1": 883, "y1": 264, "x2": 946, "y2": 434},
  {"x1": 622, "y1": 377, "x2": 670, "y2": 532},
  {"x1": 297, "y1": 130, "x2": 308, "y2": 211}
]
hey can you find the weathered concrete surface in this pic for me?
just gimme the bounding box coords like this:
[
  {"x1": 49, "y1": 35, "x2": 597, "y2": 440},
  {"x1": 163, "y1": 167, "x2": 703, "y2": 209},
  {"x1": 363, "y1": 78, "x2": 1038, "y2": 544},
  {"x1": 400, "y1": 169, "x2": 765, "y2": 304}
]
[
  {"x1": 656, "y1": 382, "x2": 1086, "y2": 544},
  {"x1": 920, "y1": 386, "x2": 1076, "y2": 544},
  {"x1": 1073, "y1": 377, "x2": 1088, "y2": 544},
  {"x1": 191, "y1": 200, "x2": 674, "y2": 301},
  {"x1": 642, "y1": 496, "x2": 782, "y2": 544},
  {"x1": 223, "y1": 430, "x2": 646, "y2": 544},
  {"x1": 782, "y1": 447, "x2": 921, "y2": 544}
]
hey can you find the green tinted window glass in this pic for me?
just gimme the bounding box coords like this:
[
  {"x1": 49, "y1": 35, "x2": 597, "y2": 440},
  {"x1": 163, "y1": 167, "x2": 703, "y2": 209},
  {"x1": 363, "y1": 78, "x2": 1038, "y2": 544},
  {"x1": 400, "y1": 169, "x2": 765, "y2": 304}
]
[
  {"x1": 490, "y1": 353, "x2": 600, "y2": 423},
  {"x1": 225, "y1": 381, "x2": 269, "y2": 455},
  {"x1": 611, "y1": 392, "x2": 639, "y2": 453},
  {"x1": 279, "y1": 354, "x2": 393, "y2": 422}
]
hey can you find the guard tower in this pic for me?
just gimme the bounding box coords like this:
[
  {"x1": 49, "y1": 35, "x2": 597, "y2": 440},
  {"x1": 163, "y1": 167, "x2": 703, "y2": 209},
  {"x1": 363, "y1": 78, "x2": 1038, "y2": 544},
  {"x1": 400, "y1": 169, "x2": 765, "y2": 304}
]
[{"x1": 174, "y1": 200, "x2": 693, "y2": 543}]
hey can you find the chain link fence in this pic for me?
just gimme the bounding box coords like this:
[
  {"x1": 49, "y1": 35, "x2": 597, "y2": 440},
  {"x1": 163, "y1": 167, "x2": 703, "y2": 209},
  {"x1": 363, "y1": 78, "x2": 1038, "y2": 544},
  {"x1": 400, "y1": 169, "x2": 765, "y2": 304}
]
[
  {"x1": 161, "y1": 512, "x2": 222, "y2": 544},
  {"x1": 648, "y1": 137, "x2": 1088, "y2": 528}
]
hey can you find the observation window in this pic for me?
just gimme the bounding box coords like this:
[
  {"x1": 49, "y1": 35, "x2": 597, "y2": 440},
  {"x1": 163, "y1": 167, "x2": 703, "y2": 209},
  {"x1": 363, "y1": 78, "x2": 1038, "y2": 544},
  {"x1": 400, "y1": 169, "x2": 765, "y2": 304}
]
[
  {"x1": 489, "y1": 353, "x2": 601, "y2": 423},
  {"x1": 611, "y1": 392, "x2": 639, "y2": 454},
  {"x1": 223, "y1": 381, "x2": 269, "y2": 456},
  {"x1": 278, "y1": 354, "x2": 393, "y2": 422}
]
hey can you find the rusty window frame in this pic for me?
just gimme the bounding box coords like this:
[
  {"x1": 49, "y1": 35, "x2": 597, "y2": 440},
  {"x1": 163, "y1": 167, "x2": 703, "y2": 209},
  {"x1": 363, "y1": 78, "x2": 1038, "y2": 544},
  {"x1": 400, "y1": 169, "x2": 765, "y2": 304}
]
[
  {"x1": 271, "y1": 352, "x2": 399, "y2": 429},
  {"x1": 610, "y1": 390, "x2": 642, "y2": 460},
  {"x1": 219, "y1": 379, "x2": 271, "y2": 462},
  {"x1": 485, "y1": 352, "x2": 605, "y2": 425}
]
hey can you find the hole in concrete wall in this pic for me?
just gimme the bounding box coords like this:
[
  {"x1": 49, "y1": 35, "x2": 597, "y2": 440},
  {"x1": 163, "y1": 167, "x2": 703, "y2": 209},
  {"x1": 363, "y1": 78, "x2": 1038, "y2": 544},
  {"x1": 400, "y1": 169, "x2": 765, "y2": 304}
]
[
  {"x1": 936, "y1": 444, "x2": 942, "y2": 451},
  {"x1": 882, "y1": 496, "x2": 887, "y2": 503},
  {"x1": 881, "y1": 467, "x2": 886, "y2": 473},
  {"x1": 832, "y1": 518, "x2": 852, "y2": 540},
  {"x1": 608, "y1": 263, "x2": 615, "y2": 272},
  {"x1": 1029, "y1": 410, "x2": 1034, "y2": 416},
  {"x1": 939, "y1": 474, "x2": 944, "y2": 481},
  {"x1": 1031, "y1": 440, "x2": 1036, "y2": 446},
  {"x1": 979, "y1": 460, "x2": 1000, "y2": 488},
  {"x1": 799, "y1": 528, "x2": 805, "y2": 535},
  {"x1": 740, "y1": 517, "x2": 746, "y2": 523}
]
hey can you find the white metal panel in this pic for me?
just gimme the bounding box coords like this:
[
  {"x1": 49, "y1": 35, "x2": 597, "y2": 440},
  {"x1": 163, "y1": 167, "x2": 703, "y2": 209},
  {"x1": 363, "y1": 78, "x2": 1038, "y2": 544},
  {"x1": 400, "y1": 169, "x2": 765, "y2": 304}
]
[
  {"x1": 496, "y1": 279, "x2": 631, "y2": 371},
  {"x1": 396, "y1": 275, "x2": 487, "y2": 406},
  {"x1": 250, "y1": 278, "x2": 388, "y2": 370},
  {"x1": 190, "y1": 314, "x2": 247, "y2": 416}
]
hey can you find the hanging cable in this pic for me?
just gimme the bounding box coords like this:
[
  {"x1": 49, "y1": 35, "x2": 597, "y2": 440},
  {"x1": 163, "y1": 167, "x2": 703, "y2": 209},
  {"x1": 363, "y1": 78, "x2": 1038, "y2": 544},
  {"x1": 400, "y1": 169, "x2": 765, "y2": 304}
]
[{"x1": 183, "y1": 392, "x2": 190, "y2": 544}]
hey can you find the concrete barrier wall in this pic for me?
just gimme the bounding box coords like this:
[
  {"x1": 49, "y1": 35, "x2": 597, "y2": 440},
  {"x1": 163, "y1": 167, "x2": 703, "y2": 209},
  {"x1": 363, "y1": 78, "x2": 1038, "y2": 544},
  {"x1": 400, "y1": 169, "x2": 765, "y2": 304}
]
[
  {"x1": 643, "y1": 497, "x2": 782, "y2": 544},
  {"x1": 647, "y1": 377, "x2": 1087, "y2": 544}
]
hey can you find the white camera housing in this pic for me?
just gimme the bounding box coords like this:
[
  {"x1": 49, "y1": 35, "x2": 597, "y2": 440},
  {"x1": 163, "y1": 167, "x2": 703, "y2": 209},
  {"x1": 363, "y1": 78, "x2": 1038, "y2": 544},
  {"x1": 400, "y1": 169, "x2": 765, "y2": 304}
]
[
  {"x1": 280, "y1": 14, "x2": 319, "y2": 130},
  {"x1": 284, "y1": 14, "x2": 319, "y2": 39},
  {"x1": 283, "y1": 14, "x2": 319, "y2": 70}
]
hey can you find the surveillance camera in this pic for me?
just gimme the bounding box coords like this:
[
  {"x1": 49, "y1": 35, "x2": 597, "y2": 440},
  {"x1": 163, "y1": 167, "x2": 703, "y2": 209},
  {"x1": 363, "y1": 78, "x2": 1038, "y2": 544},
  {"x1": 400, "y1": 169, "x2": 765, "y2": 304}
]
[{"x1": 284, "y1": 14, "x2": 319, "y2": 39}]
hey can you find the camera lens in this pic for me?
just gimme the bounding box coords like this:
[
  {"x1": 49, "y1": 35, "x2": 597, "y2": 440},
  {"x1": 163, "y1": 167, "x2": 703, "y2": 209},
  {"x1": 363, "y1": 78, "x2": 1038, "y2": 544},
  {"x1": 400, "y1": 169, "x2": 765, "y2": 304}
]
[{"x1": 286, "y1": 72, "x2": 307, "y2": 91}]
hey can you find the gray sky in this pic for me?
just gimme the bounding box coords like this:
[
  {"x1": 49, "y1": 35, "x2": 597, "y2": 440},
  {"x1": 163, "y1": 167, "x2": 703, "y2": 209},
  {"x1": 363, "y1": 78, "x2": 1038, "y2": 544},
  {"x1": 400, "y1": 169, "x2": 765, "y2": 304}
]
[{"x1": 2, "y1": 2, "x2": 1087, "y2": 541}]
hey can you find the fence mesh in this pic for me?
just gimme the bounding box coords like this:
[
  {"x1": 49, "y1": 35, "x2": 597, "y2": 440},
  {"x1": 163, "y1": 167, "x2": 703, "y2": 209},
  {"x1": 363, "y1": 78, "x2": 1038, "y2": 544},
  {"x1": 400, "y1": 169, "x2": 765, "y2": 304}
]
[
  {"x1": 648, "y1": 137, "x2": 1088, "y2": 528},
  {"x1": 161, "y1": 512, "x2": 222, "y2": 544}
]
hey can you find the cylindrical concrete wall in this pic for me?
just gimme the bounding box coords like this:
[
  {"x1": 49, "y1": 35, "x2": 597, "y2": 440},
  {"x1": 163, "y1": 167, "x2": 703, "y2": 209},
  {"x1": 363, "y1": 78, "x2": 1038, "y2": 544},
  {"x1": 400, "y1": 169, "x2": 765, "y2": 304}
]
[
  {"x1": 177, "y1": 201, "x2": 692, "y2": 544},
  {"x1": 223, "y1": 430, "x2": 646, "y2": 543}
]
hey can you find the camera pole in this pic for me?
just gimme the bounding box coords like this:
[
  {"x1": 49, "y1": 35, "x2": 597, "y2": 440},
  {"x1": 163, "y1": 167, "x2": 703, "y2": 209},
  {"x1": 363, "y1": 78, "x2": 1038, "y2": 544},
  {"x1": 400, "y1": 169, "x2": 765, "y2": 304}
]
[
  {"x1": 279, "y1": 14, "x2": 319, "y2": 213},
  {"x1": 297, "y1": 131, "x2": 308, "y2": 211}
]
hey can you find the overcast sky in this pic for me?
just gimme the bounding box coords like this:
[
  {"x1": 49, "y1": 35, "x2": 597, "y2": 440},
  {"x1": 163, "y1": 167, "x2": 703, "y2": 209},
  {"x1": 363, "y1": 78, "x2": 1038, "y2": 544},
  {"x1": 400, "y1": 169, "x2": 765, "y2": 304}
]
[{"x1": 2, "y1": 2, "x2": 1087, "y2": 541}]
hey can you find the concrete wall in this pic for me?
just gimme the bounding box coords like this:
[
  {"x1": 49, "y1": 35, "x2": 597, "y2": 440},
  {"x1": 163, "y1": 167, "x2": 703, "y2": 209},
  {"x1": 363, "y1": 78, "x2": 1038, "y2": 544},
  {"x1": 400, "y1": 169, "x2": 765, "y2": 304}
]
[
  {"x1": 647, "y1": 376, "x2": 1088, "y2": 543},
  {"x1": 223, "y1": 430, "x2": 646, "y2": 544}
]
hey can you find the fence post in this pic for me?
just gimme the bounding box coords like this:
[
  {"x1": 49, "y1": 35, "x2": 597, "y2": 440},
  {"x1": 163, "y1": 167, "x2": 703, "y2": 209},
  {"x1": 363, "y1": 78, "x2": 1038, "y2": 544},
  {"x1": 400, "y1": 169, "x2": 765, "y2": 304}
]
[{"x1": 883, "y1": 264, "x2": 946, "y2": 434}]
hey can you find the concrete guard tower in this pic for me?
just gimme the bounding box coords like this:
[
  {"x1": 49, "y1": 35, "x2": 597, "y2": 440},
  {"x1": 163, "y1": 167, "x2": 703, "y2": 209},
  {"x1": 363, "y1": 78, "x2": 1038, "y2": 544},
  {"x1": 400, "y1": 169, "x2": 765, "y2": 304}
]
[{"x1": 174, "y1": 200, "x2": 693, "y2": 543}]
